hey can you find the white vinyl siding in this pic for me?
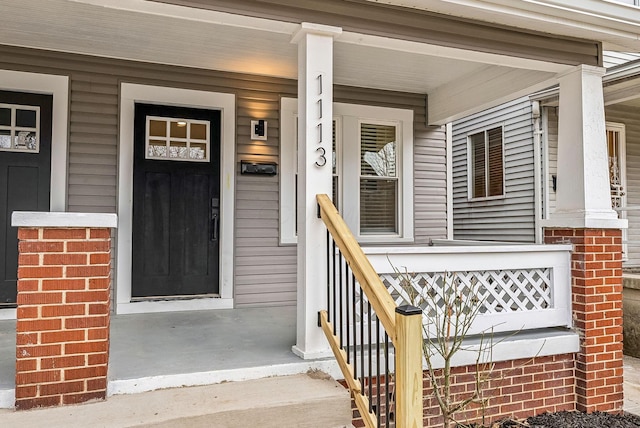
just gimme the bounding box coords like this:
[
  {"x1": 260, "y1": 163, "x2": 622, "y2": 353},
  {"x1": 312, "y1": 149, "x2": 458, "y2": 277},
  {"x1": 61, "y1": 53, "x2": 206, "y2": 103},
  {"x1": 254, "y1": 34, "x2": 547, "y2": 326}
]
[{"x1": 452, "y1": 97, "x2": 536, "y2": 242}]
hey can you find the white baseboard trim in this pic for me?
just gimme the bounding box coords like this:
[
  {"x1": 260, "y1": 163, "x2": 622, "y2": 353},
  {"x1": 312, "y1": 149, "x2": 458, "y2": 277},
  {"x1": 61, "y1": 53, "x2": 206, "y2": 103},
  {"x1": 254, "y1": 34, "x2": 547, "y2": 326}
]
[{"x1": 116, "y1": 298, "x2": 233, "y2": 314}]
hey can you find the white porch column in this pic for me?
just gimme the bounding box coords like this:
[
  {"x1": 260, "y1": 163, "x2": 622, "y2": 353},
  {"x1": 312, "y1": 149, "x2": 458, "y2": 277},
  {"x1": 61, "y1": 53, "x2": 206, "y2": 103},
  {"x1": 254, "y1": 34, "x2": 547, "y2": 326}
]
[
  {"x1": 542, "y1": 65, "x2": 626, "y2": 229},
  {"x1": 291, "y1": 23, "x2": 342, "y2": 359}
]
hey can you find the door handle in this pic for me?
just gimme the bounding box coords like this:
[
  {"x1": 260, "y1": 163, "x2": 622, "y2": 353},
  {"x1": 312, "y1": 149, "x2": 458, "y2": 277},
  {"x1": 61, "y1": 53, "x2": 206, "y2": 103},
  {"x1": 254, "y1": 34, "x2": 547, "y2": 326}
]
[
  {"x1": 210, "y1": 213, "x2": 219, "y2": 241},
  {"x1": 210, "y1": 197, "x2": 220, "y2": 242}
]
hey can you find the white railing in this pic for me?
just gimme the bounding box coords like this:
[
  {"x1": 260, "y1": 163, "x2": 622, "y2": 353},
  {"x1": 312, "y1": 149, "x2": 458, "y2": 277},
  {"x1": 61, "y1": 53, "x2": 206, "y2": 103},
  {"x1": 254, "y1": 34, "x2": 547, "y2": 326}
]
[{"x1": 363, "y1": 243, "x2": 573, "y2": 337}]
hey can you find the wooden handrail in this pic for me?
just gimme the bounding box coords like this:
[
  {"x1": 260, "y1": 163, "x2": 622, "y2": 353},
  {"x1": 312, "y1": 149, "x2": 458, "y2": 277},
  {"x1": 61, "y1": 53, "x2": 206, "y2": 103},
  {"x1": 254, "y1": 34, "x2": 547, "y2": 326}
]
[
  {"x1": 317, "y1": 194, "x2": 398, "y2": 344},
  {"x1": 317, "y1": 194, "x2": 423, "y2": 428}
]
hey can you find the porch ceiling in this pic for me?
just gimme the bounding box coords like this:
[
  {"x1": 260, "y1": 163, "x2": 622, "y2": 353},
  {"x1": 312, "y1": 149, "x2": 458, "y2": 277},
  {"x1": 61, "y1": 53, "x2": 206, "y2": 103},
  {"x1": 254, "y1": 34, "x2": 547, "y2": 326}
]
[{"x1": 1, "y1": 0, "x2": 574, "y2": 123}]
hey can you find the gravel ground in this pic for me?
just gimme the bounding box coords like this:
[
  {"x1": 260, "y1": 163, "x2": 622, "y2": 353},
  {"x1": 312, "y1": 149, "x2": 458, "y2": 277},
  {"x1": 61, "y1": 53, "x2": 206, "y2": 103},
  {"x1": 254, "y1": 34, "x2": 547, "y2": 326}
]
[{"x1": 494, "y1": 411, "x2": 640, "y2": 427}]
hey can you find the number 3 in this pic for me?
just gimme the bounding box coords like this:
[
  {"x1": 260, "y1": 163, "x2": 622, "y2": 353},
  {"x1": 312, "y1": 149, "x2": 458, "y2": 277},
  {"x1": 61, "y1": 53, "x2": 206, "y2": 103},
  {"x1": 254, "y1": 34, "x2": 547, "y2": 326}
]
[{"x1": 315, "y1": 147, "x2": 327, "y2": 167}]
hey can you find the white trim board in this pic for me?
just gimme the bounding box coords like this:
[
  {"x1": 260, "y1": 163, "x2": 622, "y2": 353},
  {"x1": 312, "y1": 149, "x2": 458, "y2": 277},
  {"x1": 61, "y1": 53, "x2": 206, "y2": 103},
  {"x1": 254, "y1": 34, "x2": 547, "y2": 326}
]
[
  {"x1": 280, "y1": 97, "x2": 414, "y2": 245},
  {"x1": 117, "y1": 83, "x2": 235, "y2": 314},
  {"x1": 0, "y1": 70, "x2": 69, "y2": 320},
  {"x1": 0, "y1": 70, "x2": 69, "y2": 211}
]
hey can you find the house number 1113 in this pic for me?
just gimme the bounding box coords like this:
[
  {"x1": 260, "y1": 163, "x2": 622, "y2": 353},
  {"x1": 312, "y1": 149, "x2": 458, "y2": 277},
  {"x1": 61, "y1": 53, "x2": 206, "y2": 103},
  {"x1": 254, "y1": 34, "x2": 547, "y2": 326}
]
[{"x1": 315, "y1": 74, "x2": 327, "y2": 168}]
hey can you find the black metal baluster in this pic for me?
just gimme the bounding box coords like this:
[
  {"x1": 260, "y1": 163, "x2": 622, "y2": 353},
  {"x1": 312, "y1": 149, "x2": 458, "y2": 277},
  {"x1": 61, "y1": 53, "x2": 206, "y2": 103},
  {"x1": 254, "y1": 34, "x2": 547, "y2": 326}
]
[
  {"x1": 338, "y1": 250, "x2": 344, "y2": 348},
  {"x1": 345, "y1": 263, "x2": 351, "y2": 363},
  {"x1": 385, "y1": 332, "x2": 390, "y2": 427},
  {"x1": 352, "y1": 272, "x2": 357, "y2": 377},
  {"x1": 326, "y1": 231, "x2": 330, "y2": 321},
  {"x1": 376, "y1": 316, "x2": 381, "y2": 428},
  {"x1": 368, "y1": 301, "x2": 372, "y2": 414},
  {"x1": 332, "y1": 239, "x2": 337, "y2": 334},
  {"x1": 360, "y1": 286, "x2": 365, "y2": 392}
]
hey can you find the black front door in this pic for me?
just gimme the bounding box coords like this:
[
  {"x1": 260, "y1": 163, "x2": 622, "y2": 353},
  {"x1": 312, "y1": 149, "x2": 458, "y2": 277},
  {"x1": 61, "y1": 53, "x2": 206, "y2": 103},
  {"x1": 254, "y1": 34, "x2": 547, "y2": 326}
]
[
  {"x1": 132, "y1": 103, "x2": 221, "y2": 298},
  {"x1": 0, "y1": 91, "x2": 52, "y2": 306}
]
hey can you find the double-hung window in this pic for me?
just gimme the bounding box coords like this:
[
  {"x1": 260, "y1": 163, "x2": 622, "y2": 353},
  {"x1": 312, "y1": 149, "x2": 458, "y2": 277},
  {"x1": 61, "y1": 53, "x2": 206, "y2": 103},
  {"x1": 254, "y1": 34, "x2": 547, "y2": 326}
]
[
  {"x1": 468, "y1": 126, "x2": 504, "y2": 199},
  {"x1": 280, "y1": 98, "x2": 413, "y2": 244}
]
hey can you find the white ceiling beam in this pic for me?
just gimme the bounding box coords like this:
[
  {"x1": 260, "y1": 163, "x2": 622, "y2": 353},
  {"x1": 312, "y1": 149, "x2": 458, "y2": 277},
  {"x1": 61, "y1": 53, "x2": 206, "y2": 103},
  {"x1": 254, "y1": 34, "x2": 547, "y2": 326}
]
[
  {"x1": 605, "y1": 81, "x2": 640, "y2": 106},
  {"x1": 337, "y1": 32, "x2": 568, "y2": 73},
  {"x1": 368, "y1": 0, "x2": 640, "y2": 51},
  {"x1": 428, "y1": 66, "x2": 562, "y2": 125}
]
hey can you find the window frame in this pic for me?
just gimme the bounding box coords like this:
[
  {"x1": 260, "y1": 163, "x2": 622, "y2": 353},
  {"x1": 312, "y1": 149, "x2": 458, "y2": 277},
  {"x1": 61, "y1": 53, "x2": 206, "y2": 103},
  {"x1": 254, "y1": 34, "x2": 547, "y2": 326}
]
[
  {"x1": 0, "y1": 103, "x2": 41, "y2": 153},
  {"x1": 466, "y1": 125, "x2": 505, "y2": 201},
  {"x1": 280, "y1": 97, "x2": 414, "y2": 244}
]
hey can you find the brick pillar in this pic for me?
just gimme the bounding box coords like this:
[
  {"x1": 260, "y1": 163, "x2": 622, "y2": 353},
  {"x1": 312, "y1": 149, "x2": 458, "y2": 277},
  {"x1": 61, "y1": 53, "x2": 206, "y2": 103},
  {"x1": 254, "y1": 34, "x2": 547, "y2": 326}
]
[
  {"x1": 544, "y1": 228, "x2": 623, "y2": 413},
  {"x1": 15, "y1": 226, "x2": 112, "y2": 409}
]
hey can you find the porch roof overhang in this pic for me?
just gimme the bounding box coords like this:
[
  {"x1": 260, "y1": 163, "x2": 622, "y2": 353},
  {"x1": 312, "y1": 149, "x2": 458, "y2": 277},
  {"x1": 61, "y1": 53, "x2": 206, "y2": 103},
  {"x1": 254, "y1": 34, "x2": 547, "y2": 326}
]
[{"x1": 2, "y1": 0, "x2": 640, "y2": 124}]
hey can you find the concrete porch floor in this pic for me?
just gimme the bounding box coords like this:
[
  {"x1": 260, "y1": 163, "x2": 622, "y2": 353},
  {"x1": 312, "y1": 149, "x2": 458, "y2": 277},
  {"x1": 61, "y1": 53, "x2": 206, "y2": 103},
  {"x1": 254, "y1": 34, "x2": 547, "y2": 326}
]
[{"x1": 0, "y1": 306, "x2": 341, "y2": 407}]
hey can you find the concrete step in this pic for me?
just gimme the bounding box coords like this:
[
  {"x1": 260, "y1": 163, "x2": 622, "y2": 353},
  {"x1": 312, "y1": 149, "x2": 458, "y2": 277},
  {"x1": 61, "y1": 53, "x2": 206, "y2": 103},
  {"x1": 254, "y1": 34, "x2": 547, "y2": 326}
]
[{"x1": 0, "y1": 372, "x2": 353, "y2": 428}]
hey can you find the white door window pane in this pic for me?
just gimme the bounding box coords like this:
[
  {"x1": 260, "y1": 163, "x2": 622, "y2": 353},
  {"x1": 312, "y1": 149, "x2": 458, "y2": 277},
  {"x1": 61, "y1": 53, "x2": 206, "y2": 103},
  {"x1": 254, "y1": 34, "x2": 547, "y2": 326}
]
[
  {"x1": 0, "y1": 103, "x2": 39, "y2": 153},
  {"x1": 145, "y1": 116, "x2": 210, "y2": 162}
]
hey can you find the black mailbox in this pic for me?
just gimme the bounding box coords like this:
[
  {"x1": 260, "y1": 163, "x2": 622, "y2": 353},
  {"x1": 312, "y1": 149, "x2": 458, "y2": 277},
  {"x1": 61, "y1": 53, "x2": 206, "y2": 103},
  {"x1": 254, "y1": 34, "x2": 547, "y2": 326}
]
[{"x1": 240, "y1": 161, "x2": 277, "y2": 176}]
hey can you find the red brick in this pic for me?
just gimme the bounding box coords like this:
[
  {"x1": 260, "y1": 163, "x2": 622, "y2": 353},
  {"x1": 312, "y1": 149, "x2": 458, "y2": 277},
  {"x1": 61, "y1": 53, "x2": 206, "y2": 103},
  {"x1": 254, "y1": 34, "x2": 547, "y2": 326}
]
[
  {"x1": 89, "y1": 253, "x2": 111, "y2": 264},
  {"x1": 39, "y1": 380, "x2": 86, "y2": 396},
  {"x1": 18, "y1": 266, "x2": 64, "y2": 279},
  {"x1": 65, "y1": 316, "x2": 108, "y2": 329},
  {"x1": 16, "y1": 332, "x2": 38, "y2": 346},
  {"x1": 42, "y1": 304, "x2": 86, "y2": 318},
  {"x1": 19, "y1": 254, "x2": 40, "y2": 266},
  {"x1": 66, "y1": 265, "x2": 110, "y2": 278},
  {"x1": 62, "y1": 391, "x2": 105, "y2": 405},
  {"x1": 43, "y1": 253, "x2": 88, "y2": 266},
  {"x1": 88, "y1": 353, "x2": 108, "y2": 365},
  {"x1": 18, "y1": 228, "x2": 39, "y2": 239},
  {"x1": 17, "y1": 306, "x2": 39, "y2": 319},
  {"x1": 40, "y1": 355, "x2": 86, "y2": 369},
  {"x1": 87, "y1": 378, "x2": 107, "y2": 391},
  {"x1": 65, "y1": 340, "x2": 108, "y2": 355},
  {"x1": 17, "y1": 279, "x2": 40, "y2": 292},
  {"x1": 88, "y1": 278, "x2": 110, "y2": 290},
  {"x1": 16, "y1": 370, "x2": 61, "y2": 385},
  {"x1": 66, "y1": 241, "x2": 110, "y2": 252},
  {"x1": 64, "y1": 365, "x2": 107, "y2": 380},
  {"x1": 41, "y1": 278, "x2": 87, "y2": 291},
  {"x1": 42, "y1": 228, "x2": 87, "y2": 239},
  {"x1": 16, "y1": 359, "x2": 37, "y2": 372},
  {"x1": 16, "y1": 396, "x2": 61, "y2": 410},
  {"x1": 88, "y1": 303, "x2": 109, "y2": 315},
  {"x1": 65, "y1": 290, "x2": 109, "y2": 303},
  {"x1": 18, "y1": 241, "x2": 64, "y2": 253},
  {"x1": 16, "y1": 344, "x2": 61, "y2": 358},
  {"x1": 15, "y1": 385, "x2": 37, "y2": 399},
  {"x1": 90, "y1": 229, "x2": 111, "y2": 239},
  {"x1": 41, "y1": 329, "x2": 86, "y2": 344},
  {"x1": 17, "y1": 318, "x2": 62, "y2": 332}
]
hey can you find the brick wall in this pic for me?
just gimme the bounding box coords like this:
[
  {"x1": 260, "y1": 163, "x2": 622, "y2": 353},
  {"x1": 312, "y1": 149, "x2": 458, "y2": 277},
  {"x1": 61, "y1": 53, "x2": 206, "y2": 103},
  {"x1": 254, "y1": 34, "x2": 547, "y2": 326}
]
[
  {"x1": 346, "y1": 354, "x2": 575, "y2": 427},
  {"x1": 544, "y1": 228, "x2": 624, "y2": 413},
  {"x1": 15, "y1": 227, "x2": 111, "y2": 410}
]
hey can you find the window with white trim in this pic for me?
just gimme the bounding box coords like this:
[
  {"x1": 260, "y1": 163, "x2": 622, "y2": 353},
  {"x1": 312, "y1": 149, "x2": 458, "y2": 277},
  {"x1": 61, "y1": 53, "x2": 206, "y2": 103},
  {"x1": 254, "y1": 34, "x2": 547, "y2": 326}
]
[
  {"x1": 0, "y1": 103, "x2": 40, "y2": 152},
  {"x1": 280, "y1": 98, "x2": 413, "y2": 244},
  {"x1": 145, "y1": 116, "x2": 210, "y2": 162},
  {"x1": 468, "y1": 126, "x2": 504, "y2": 199}
]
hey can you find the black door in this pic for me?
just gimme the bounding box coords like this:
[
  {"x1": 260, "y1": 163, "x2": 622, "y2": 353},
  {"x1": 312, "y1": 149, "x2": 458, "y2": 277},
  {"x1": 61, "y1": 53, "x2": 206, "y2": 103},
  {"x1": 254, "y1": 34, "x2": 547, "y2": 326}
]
[
  {"x1": 0, "y1": 91, "x2": 52, "y2": 306},
  {"x1": 132, "y1": 103, "x2": 221, "y2": 298}
]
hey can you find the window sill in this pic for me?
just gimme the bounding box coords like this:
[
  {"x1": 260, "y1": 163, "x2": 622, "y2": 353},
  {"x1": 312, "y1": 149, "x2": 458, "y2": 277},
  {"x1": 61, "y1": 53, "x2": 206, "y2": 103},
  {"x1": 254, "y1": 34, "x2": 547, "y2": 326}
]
[{"x1": 467, "y1": 195, "x2": 506, "y2": 202}]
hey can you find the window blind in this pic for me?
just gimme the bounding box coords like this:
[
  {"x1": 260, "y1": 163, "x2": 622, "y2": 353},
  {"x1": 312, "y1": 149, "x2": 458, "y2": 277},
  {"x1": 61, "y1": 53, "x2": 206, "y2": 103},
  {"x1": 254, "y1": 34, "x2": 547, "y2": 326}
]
[
  {"x1": 360, "y1": 123, "x2": 397, "y2": 234},
  {"x1": 469, "y1": 126, "x2": 503, "y2": 198}
]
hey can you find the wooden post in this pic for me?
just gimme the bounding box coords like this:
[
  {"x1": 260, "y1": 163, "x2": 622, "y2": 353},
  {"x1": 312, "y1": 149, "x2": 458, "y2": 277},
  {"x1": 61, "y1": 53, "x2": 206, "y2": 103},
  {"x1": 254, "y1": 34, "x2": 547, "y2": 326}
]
[{"x1": 395, "y1": 305, "x2": 423, "y2": 428}]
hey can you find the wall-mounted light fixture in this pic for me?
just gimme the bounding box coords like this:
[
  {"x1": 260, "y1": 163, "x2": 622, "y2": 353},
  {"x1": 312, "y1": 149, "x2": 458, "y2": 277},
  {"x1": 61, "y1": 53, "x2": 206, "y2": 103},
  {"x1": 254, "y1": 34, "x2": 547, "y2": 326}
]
[{"x1": 251, "y1": 119, "x2": 267, "y2": 140}]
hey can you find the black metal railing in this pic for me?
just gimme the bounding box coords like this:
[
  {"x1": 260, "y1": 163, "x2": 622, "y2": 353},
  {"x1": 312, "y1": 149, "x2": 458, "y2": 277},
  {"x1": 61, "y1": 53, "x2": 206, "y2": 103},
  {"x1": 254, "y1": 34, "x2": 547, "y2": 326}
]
[{"x1": 326, "y1": 230, "x2": 395, "y2": 427}]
